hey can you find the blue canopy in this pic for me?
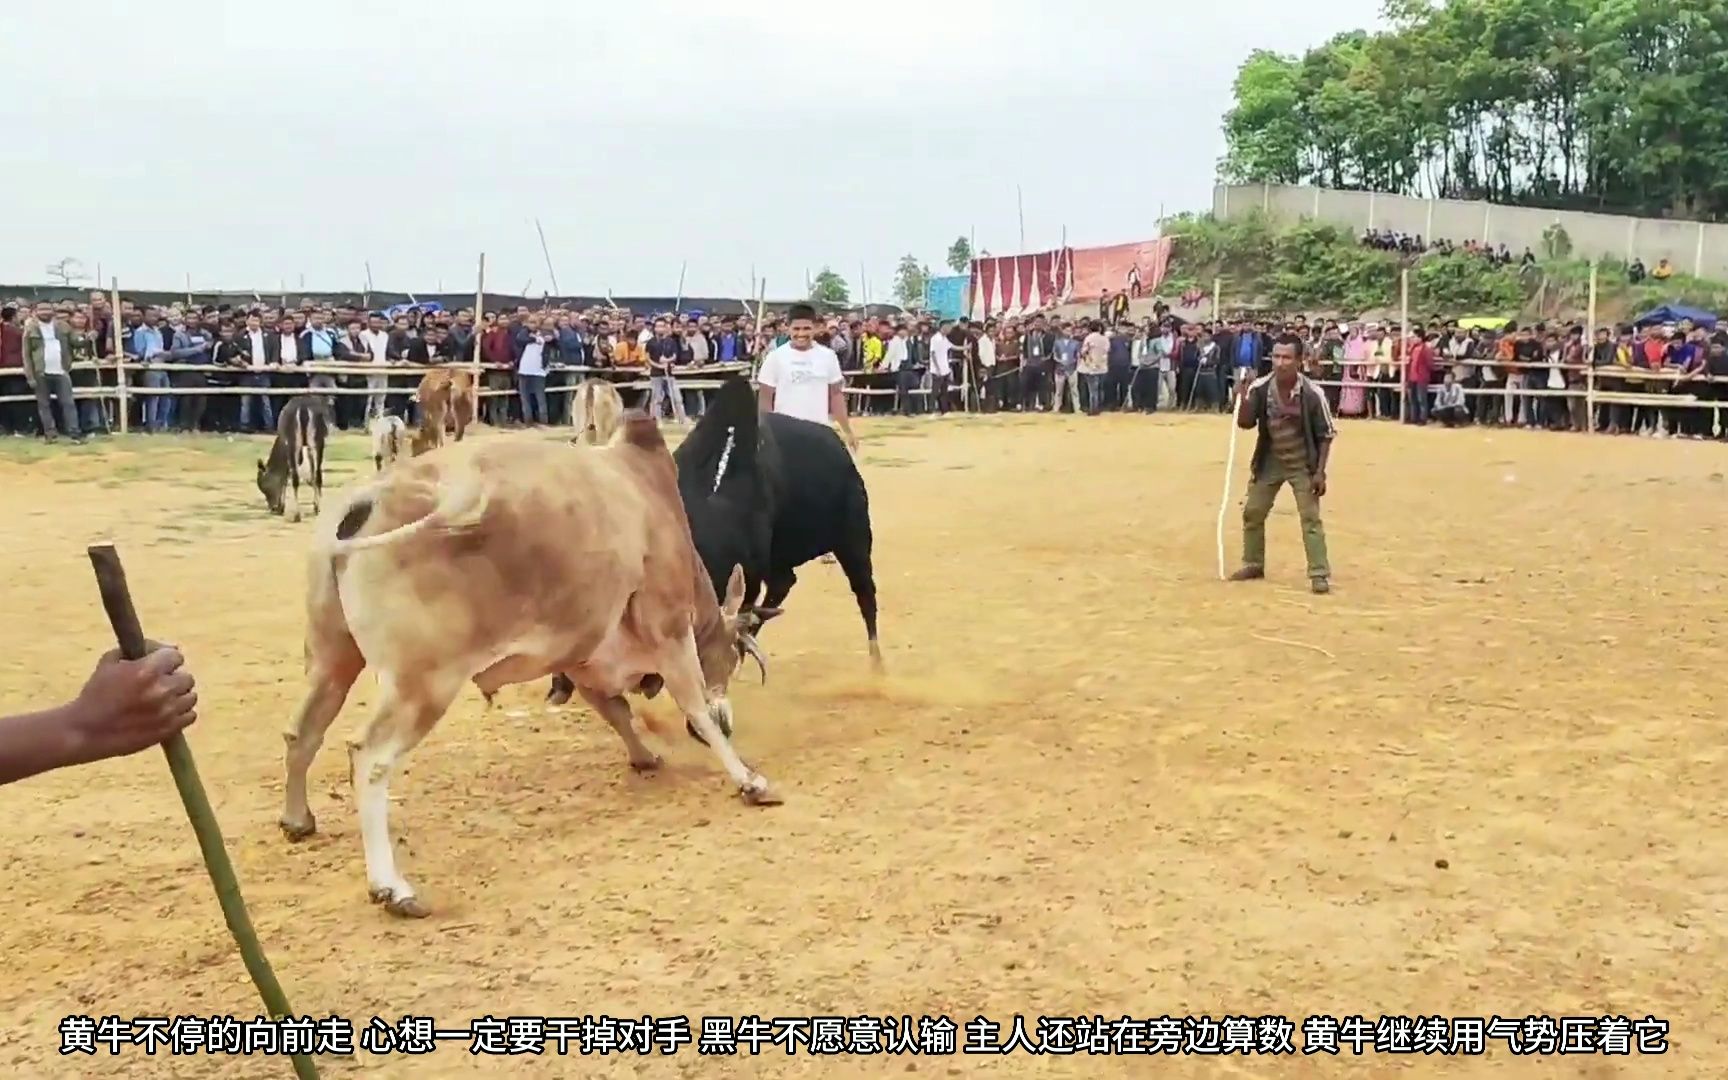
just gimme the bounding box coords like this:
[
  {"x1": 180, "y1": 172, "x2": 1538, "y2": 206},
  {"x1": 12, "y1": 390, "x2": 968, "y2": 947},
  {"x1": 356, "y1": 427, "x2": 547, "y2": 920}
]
[{"x1": 1632, "y1": 304, "x2": 1718, "y2": 329}]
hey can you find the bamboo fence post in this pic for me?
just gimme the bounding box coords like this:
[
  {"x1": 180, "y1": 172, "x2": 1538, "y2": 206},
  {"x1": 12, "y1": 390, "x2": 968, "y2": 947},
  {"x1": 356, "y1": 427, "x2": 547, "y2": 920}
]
[
  {"x1": 1586, "y1": 262, "x2": 1599, "y2": 434},
  {"x1": 472, "y1": 253, "x2": 485, "y2": 419},
  {"x1": 86, "y1": 545, "x2": 318, "y2": 1080},
  {"x1": 1399, "y1": 269, "x2": 1410, "y2": 423},
  {"x1": 110, "y1": 277, "x2": 128, "y2": 434}
]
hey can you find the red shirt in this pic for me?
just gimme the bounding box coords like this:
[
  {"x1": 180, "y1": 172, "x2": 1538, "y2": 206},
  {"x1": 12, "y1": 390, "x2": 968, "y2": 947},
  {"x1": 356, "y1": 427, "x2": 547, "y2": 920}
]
[
  {"x1": 0, "y1": 322, "x2": 20, "y2": 368},
  {"x1": 480, "y1": 327, "x2": 513, "y2": 365},
  {"x1": 1407, "y1": 340, "x2": 1435, "y2": 384}
]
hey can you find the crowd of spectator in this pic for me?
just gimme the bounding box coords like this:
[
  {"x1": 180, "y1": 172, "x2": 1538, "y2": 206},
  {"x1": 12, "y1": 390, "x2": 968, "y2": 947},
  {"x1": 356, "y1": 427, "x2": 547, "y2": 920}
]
[
  {"x1": 1360, "y1": 228, "x2": 1534, "y2": 268},
  {"x1": 3, "y1": 289, "x2": 1725, "y2": 444}
]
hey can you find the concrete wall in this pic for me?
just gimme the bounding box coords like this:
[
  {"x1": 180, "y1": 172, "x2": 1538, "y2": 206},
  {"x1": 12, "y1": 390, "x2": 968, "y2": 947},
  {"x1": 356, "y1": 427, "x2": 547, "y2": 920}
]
[{"x1": 1213, "y1": 183, "x2": 1722, "y2": 280}]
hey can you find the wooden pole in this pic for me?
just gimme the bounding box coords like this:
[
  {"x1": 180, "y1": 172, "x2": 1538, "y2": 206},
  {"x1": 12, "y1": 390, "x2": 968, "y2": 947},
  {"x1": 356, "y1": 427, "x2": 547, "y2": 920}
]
[
  {"x1": 674, "y1": 261, "x2": 688, "y2": 314},
  {"x1": 535, "y1": 218, "x2": 560, "y2": 297},
  {"x1": 110, "y1": 277, "x2": 128, "y2": 435},
  {"x1": 1586, "y1": 261, "x2": 1599, "y2": 435},
  {"x1": 1399, "y1": 269, "x2": 1410, "y2": 423},
  {"x1": 472, "y1": 253, "x2": 485, "y2": 421},
  {"x1": 1017, "y1": 184, "x2": 1026, "y2": 252},
  {"x1": 184, "y1": 272, "x2": 192, "y2": 308},
  {"x1": 86, "y1": 545, "x2": 320, "y2": 1080}
]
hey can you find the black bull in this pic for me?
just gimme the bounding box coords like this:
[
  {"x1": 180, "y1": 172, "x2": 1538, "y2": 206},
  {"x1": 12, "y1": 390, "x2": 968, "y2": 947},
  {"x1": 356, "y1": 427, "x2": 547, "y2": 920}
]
[{"x1": 547, "y1": 377, "x2": 880, "y2": 710}]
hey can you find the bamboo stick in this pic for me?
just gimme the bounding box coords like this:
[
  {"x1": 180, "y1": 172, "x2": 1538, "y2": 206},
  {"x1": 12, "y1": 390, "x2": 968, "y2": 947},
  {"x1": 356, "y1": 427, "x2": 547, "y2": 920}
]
[{"x1": 86, "y1": 545, "x2": 319, "y2": 1080}]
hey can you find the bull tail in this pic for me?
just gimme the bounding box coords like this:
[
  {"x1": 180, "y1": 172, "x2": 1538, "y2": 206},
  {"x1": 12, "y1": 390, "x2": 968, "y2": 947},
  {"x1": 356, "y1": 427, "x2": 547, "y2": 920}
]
[{"x1": 328, "y1": 468, "x2": 489, "y2": 556}]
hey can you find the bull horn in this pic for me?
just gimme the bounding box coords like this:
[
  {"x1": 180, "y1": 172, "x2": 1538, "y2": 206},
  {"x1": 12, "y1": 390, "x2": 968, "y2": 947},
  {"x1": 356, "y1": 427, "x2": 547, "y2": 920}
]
[{"x1": 740, "y1": 633, "x2": 768, "y2": 685}]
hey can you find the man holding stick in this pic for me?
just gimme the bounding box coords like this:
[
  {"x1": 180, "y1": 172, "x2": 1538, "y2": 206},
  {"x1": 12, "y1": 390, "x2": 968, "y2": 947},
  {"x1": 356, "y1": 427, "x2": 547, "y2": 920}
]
[
  {"x1": 1228, "y1": 338, "x2": 1336, "y2": 595},
  {"x1": 0, "y1": 645, "x2": 197, "y2": 786}
]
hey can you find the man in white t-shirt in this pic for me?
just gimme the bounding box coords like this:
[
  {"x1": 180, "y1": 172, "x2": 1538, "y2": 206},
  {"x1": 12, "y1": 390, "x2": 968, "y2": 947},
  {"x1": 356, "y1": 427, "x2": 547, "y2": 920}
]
[
  {"x1": 756, "y1": 303, "x2": 858, "y2": 451},
  {"x1": 359, "y1": 312, "x2": 392, "y2": 423}
]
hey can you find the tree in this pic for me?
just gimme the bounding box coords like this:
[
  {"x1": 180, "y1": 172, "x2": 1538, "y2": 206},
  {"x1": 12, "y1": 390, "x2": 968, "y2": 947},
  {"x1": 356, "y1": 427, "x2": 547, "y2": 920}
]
[
  {"x1": 1216, "y1": 0, "x2": 1728, "y2": 221},
  {"x1": 809, "y1": 266, "x2": 850, "y2": 305},
  {"x1": 946, "y1": 236, "x2": 973, "y2": 274},
  {"x1": 44, "y1": 257, "x2": 85, "y2": 288},
  {"x1": 893, "y1": 255, "x2": 930, "y2": 308}
]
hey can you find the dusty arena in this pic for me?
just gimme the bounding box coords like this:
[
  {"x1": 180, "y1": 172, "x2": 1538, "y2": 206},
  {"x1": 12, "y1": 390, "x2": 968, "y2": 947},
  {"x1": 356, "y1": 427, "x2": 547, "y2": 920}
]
[{"x1": 0, "y1": 413, "x2": 1721, "y2": 1078}]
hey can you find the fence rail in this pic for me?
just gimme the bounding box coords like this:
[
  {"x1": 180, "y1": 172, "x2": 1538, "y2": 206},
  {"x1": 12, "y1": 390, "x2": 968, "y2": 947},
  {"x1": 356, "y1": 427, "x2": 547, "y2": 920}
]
[{"x1": 0, "y1": 361, "x2": 953, "y2": 413}]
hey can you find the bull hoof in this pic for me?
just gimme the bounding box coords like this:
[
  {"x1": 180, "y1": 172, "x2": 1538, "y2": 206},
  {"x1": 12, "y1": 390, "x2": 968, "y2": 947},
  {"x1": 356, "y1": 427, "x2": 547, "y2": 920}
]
[
  {"x1": 386, "y1": 895, "x2": 430, "y2": 919},
  {"x1": 546, "y1": 686, "x2": 572, "y2": 707},
  {"x1": 279, "y1": 815, "x2": 316, "y2": 841},
  {"x1": 369, "y1": 886, "x2": 430, "y2": 919},
  {"x1": 740, "y1": 779, "x2": 782, "y2": 807},
  {"x1": 629, "y1": 754, "x2": 664, "y2": 774}
]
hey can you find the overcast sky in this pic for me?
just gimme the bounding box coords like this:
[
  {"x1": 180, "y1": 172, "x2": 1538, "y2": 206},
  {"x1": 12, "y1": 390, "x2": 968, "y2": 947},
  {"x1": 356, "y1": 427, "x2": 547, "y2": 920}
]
[{"x1": 2, "y1": 0, "x2": 1383, "y2": 299}]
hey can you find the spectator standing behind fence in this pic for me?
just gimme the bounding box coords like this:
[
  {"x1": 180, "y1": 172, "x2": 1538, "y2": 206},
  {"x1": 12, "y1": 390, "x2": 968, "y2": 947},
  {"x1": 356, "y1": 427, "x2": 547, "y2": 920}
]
[
  {"x1": 928, "y1": 323, "x2": 954, "y2": 415},
  {"x1": 1404, "y1": 328, "x2": 1434, "y2": 426},
  {"x1": 0, "y1": 307, "x2": 23, "y2": 434},
  {"x1": 299, "y1": 311, "x2": 344, "y2": 416},
  {"x1": 165, "y1": 312, "x2": 213, "y2": 434},
  {"x1": 129, "y1": 310, "x2": 170, "y2": 432},
  {"x1": 514, "y1": 316, "x2": 552, "y2": 426},
  {"x1": 68, "y1": 312, "x2": 108, "y2": 436},
  {"x1": 645, "y1": 317, "x2": 687, "y2": 425},
  {"x1": 23, "y1": 303, "x2": 82, "y2": 443},
  {"x1": 479, "y1": 316, "x2": 513, "y2": 426},
  {"x1": 1078, "y1": 321, "x2": 1110, "y2": 417},
  {"x1": 233, "y1": 313, "x2": 276, "y2": 432},
  {"x1": 360, "y1": 313, "x2": 391, "y2": 424}
]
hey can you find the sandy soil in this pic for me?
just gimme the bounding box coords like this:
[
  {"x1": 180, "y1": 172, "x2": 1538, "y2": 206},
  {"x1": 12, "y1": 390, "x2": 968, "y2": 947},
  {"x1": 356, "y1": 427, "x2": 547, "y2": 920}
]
[{"x1": 0, "y1": 414, "x2": 1721, "y2": 1079}]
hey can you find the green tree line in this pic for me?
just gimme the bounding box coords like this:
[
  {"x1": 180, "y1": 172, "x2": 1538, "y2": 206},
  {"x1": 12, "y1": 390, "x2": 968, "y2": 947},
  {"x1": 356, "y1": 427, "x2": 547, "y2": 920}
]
[{"x1": 1221, "y1": 0, "x2": 1728, "y2": 221}]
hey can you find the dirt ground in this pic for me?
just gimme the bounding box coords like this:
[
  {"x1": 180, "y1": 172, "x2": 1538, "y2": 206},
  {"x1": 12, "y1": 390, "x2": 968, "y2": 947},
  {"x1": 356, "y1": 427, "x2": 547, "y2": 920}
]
[{"x1": 0, "y1": 413, "x2": 1722, "y2": 1079}]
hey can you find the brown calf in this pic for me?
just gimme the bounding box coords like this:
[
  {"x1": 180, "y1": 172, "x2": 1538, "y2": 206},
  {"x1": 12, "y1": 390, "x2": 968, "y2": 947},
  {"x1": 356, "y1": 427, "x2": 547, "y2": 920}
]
[{"x1": 410, "y1": 368, "x2": 478, "y2": 456}]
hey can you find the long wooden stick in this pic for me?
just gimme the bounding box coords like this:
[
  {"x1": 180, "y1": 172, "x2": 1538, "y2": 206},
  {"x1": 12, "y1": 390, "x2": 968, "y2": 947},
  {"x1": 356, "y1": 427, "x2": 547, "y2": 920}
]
[
  {"x1": 1215, "y1": 278, "x2": 1235, "y2": 581},
  {"x1": 1399, "y1": 269, "x2": 1410, "y2": 422},
  {"x1": 110, "y1": 277, "x2": 127, "y2": 434},
  {"x1": 1586, "y1": 262, "x2": 1599, "y2": 435},
  {"x1": 86, "y1": 545, "x2": 319, "y2": 1080}
]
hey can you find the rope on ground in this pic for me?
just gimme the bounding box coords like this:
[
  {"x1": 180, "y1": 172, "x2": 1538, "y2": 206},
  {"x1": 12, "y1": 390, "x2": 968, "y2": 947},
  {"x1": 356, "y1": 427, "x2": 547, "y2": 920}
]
[{"x1": 1249, "y1": 632, "x2": 1336, "y2": 660}]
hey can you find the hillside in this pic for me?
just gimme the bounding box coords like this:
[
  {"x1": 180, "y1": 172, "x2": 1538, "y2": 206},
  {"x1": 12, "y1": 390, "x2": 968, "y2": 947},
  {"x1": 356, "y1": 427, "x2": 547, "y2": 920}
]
[{"x1": 1158, "y1": 211, "x2": 1728, "y2": 327}]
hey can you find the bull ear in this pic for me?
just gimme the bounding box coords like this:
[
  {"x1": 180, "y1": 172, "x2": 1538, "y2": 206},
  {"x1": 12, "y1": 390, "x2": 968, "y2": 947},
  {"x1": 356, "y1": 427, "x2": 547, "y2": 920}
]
[{"x1": 722, "y1": 565, "x2": 746, "y2": 619}]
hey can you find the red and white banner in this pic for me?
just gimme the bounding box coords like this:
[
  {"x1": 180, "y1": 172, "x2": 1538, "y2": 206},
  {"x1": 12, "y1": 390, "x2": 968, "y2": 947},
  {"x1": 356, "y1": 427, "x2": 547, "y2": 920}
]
[
  {"x1": 968, "y1": 247, "x2": 1072, "y2": 320},
  {"x1": 1069, "y1": 237, "x2": 1172, "y2": 303},
  {"x1": 966, "y1": 239, "x2": 1169, "y2": 320}
]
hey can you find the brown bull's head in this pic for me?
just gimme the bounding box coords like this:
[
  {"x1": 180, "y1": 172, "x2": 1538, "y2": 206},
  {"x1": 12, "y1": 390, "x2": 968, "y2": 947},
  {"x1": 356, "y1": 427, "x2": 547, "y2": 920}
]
[{"x1": 689, "y1": 565, "x2": 783, "y2": 745}]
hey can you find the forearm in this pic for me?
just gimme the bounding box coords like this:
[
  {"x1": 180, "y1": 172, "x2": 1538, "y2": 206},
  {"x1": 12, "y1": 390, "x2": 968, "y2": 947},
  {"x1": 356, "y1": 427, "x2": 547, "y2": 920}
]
[
  {"x1": 0, "y1": 704, "x2": 83, "y2": 786},
  {"x1": 829, "y1": 386, "x2": 852, "y2": 431},
  {"x1": 1234, "y1": 396, "x2": 1256, "y2": 429},
  {"x1": 757, "y1": 386, "x2": 776, "y2": 412},
  {"x1": 1315, "y1": 441, "x2": 1333, "y2": 476}
]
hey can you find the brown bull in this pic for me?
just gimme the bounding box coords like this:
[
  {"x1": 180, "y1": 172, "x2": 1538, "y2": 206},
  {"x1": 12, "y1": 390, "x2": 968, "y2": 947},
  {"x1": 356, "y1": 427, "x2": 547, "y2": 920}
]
[{"x1": 278, "y1": 414, "x2": 778, "y2": 918}]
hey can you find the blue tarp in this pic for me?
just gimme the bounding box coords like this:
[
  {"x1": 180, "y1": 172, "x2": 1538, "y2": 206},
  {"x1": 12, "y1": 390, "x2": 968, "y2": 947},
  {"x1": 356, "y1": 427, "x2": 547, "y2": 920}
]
[
  {"x1": 924, "y1": 275, "x2": 968, "y2": 320},
  {"x1": 1633, "y1": 304, "x2": 1718, "y2": 329},
  {"x1": 383, "y1": 300, "x2": 444, "y2": 320}
]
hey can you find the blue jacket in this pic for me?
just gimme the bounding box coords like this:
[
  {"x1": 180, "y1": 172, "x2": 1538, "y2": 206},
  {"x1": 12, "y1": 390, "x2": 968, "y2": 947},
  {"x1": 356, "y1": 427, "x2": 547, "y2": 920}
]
[
  {"x1": 130, "y1": 325, "x2": 166, "y2": 360},
  {"x1": 167, "y1": 327, "x2": 213, "y2": 365}
]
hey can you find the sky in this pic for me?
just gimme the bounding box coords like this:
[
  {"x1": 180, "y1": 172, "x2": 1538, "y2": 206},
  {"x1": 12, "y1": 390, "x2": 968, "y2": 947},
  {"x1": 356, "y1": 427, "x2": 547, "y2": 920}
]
[{"x1": 1, "y1": 0, "x2": 1385, "y2": 300}]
